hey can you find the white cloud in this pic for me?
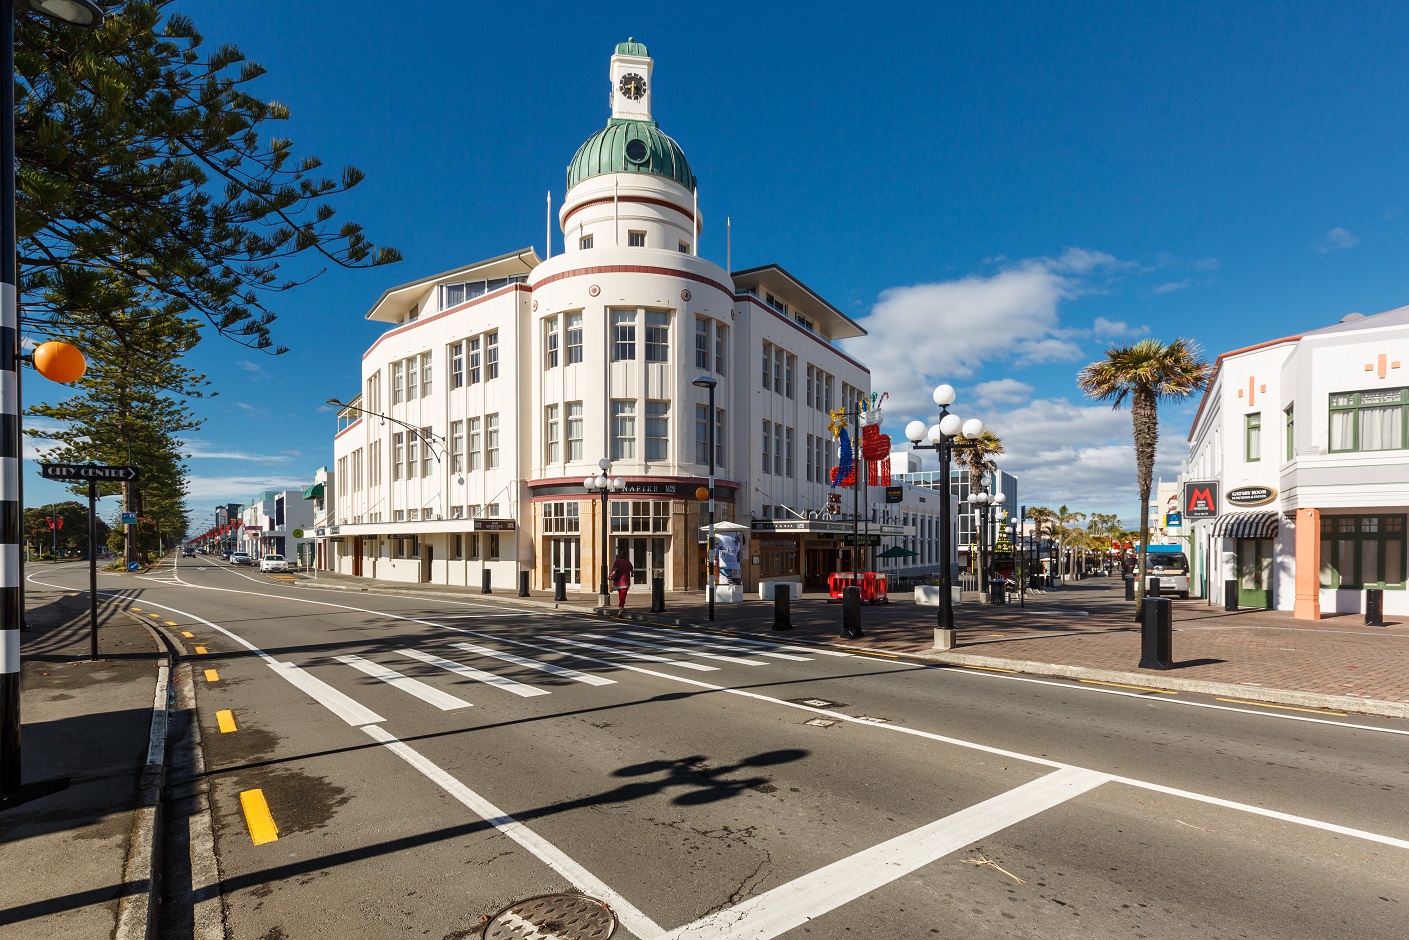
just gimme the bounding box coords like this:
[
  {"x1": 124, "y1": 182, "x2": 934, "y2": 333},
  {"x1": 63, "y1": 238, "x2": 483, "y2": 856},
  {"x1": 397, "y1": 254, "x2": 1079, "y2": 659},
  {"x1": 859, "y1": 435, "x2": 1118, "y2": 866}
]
[
  {"x1": 1315, "y1": 227, "x2": 1358, "y2": 253},
  {"x1": 971, "y1": 379, "x2": 1033, "y2": 408},
  {"x1": 1092, "y1": 316, "x2": 1150, "y2": 338},
  {"x1": 1152, "y1": 280, "x2": 1191, "y2": 295},
  {"x1": 182, "y1": 473, "x2": 313, "y2": 505},
  {"x1": 232, "y1": 402, "x2": 269, "y2": 418},
  {"x1": 184, "y1": 440, "x2": 292, "y2": 462}
]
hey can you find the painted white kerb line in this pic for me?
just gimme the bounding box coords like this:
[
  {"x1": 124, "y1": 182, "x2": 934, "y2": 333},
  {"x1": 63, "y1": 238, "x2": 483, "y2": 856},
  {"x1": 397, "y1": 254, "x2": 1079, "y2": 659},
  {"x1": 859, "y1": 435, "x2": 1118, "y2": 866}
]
[{"x1": 660, "y1": 767, "x2": 1111, "y2": 940}]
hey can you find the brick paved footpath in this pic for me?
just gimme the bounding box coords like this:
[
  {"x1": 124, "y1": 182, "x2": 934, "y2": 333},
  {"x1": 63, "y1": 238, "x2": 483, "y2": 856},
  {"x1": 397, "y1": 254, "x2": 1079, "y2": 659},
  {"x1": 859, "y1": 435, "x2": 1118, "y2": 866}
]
[{"x1": 296, "y1": 570, "x2": 1409, "y2": 717}]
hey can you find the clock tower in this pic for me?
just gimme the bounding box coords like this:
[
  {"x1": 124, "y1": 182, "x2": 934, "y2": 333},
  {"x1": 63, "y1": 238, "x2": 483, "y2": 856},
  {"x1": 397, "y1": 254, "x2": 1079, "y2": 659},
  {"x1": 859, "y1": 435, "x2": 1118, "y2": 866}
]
[{"x1": 610, "y1": 38, "x2": 653, "y2": 121}]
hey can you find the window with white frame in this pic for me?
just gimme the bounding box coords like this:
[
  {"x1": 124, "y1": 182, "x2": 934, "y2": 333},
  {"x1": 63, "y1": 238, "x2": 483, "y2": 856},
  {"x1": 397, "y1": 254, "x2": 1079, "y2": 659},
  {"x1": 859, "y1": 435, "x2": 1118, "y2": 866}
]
[
  {"x1": 785, "y1": 354, "x2": 795, "y2": 399},
  {"x1": 785, "y1": 427, "x2": 794, "y2": 477},
  {"x1": 806, "y1": 365, "x2": 815, "y2": 407},
  {"x1": 420, "y1": 428, "x2": 433, "y2": 476},
  {"x1": 568, "y1": 402, "x2": 584, "y2": 461},
  {"x1": 544, "y1": 316, "x2": 559, "y2": 369},
  {"x1": 715, "y1": 408, "x2": 726, "y2": 468},
  {"x1": 761, "y1": 342, "x2": 772, "y2": 389},
  {"x1": 714, "y1": 323, "x2": 727, "y2": 375},
  {"x1": 545, "y1": 404, "x2": 560, "y2": 464},
  {"x1": 773, "y1": 347, "x2": 783, "y2": 394},
  {"x1": 365, "y1": 372, "x2": 380, "y2": 412},
  {"x1": 774, "y1": 424, "x2": 783, "y2": 475},
  {"x1": 695, "y1": 317, "x2": 710, "y2": 370},
  {"x1": 450, "y1": 421, "x2": 464, "y2": 473},
  {"x1": 392, "y1": 433, "x2": 405, "y2": 481},
  {"x1": 611, "y1": 400, "x2": 636, "y2": 459},
  {"x1": 612, "y1": 309, "x2": 636, "y2": 361},
  {"x1": 420, "y1": 352, "x2": 432, "y2": 397},
  {"x1": 610, "y1": 500, "x2": 670, "y2": 533},
  {"x1": 407, "y1": 355, "x2": 419, "y2": 398},
  {"x1": 695, "y1": 404, "x2": 709, "y2": 464},
  {"x1": 628, "y1": 230, "x2": 646, "y2": 247},
  {"x1": 406, "y1": 434, "x2": 418, "y2": 480},
  {"x1": 468, "y1": 337, "x2": 481, "y2": 385},
  {"x1": 486, "y1": 502, "x2": 501, "y2": 518},
  {"x1": 486, "y1": 414, "x2": 499, "y2": 469},
  {"x1": 369, "y1": 439, "x2": 382, "y2": 486},
  {"x1": 486, "y1": 332, "x2": 499, "y2": 379},
  {"x1": 646, "y1": 400, "x2": 669, "y2": 460},
  {"x1": 543, "y1": 501, "x2": 580, "y2": 533},
  {"x1": 392, "y1": 361, "x2": 404, "y2": 404},
  {"x1": 566, "y1": 312, "x2": 583, "y2": 364},
  {"x1": 450, "y1": 343, "x2": 464, "y2": 389},
  {"x1": 645, "y1": 311, "x2": 669, "y2": 362},
  {"x1": 579, "y1": 234, "x2": 593, "y2": 250},
  {"x1": 761, "y1": 420, "x2": 772, "y2": 473},
  {"x1": 468, "y1": 417, "x2": 482, "y2": 471}
]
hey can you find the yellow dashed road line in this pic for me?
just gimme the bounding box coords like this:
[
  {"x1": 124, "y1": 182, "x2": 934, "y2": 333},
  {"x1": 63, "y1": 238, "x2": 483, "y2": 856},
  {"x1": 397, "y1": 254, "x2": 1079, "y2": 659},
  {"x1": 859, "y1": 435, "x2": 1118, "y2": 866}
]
[
  {"x1": 961, "y1": 664, "x2": 1019, "y2": 674},
  {"x1": 216, "y1": 710, "x2": 237, "y2": 733},
  {"x1": 239, "y1": 789, "x2": 279, "y2": 844},
  {"x1": 181, "y1": 631, "x2": 194, "y2": 638},
  {"x1": 195, "y1": 645, "x2": 208, "y2": 655},
  {"x1": 166, "y1": 621, "x2": 177, "y2": 626},
  {"x1": 1080, "y1": 679, "x2": 1176, "y2": 694},
  {"x1": 204, "y1": 669, "x2": 220, "y2": 683},
  {"x1": 1217, "y1": 698, "x2": 1347, "y2": 716}
]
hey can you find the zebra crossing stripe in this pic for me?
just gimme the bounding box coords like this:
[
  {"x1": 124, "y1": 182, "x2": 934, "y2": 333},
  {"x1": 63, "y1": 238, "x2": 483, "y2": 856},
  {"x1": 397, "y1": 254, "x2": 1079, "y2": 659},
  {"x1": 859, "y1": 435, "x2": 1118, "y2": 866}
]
[
  {"x1": 544, "y1": 635, "x2": 720, "y2": 672},
  {"x1": 398, "y1": 648, "x2": 550, "y2": 697},
  {"x1": 625, "y1": 630, "x2": 811, "y2": 661},
  {"x1": 670, "y1": 628, "x2": 855, "y2": 657},
  {"x1": 335, "y1": 654, "x2": 472, "y2": 711},
  {"x1": 448, "y1": 641, "x2": 616, "y2": 686},
  {"x1": 578, "y1": 632, "x2": 769, "y2": 666}
]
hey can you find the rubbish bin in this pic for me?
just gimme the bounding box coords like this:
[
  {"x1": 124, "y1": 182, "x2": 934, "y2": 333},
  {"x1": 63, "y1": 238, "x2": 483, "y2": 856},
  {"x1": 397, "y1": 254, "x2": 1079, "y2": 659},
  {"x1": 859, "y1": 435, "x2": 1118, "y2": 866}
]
[
  {"x1": 1366, "y1": 588, "x2": 1384, "y2": 627},
  {"x1": 989, "y1": 578, "x2": 1006, "y2": 606}
]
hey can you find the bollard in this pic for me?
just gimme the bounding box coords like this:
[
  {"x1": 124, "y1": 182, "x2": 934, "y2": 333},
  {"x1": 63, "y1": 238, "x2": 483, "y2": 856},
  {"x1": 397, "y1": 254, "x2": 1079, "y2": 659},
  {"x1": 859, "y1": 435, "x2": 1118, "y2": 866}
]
[
  {"x1": 1147, "y1": 576, "x2": 1162, "y2": 598},
  {"x1": 841, "y1": 585, "x2": 864, "y2": 639},
  {"x1": 1366, "y1": 588, "x2": 1384, "y2": 627},
  {"x1": 554, "y1": 572, "x2": 567, "y2": 602},
  {"x1": 1125, "y1": 576, "x2": 1135, "y2": 601},
  {"x1": 481, "y1": 569, "x2": 492, "y2": 594},
  {"x1": 1223, "y1": 579, "x2": 1238, "y2": 612},
  {"x1": 772, "y1": 582, "x2": 793, "y2": 630},
  {"x1": 650, "y1": 576, "x2": 665, "y2": 613},
  {"x1": 518, "y1": 570, "x2": 530, "y2": 597},
  {"x1": 989, "y1": 578, "x2": 1006, "y2": 606},
  {"x1": 1138, "y1": 596, "x2": 1173, "y2": 670}
]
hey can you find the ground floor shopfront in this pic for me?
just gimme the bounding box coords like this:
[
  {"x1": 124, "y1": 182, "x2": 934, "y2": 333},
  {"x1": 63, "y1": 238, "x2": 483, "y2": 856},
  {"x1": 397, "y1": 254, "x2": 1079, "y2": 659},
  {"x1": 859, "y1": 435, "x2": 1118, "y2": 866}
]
[{"x1": 750, "y1": 519, "x2": 909, "y2": 593}]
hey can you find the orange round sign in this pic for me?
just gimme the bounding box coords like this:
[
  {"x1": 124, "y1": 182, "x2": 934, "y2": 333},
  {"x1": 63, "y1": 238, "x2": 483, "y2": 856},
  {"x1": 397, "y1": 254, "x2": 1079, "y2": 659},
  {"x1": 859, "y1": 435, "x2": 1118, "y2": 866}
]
[
  {"x1": 695, "y1": 487, "x2": 710, "y2": 500},
  {"x1": 33, "y1": 341, "x2": 87, "y2": 384}
]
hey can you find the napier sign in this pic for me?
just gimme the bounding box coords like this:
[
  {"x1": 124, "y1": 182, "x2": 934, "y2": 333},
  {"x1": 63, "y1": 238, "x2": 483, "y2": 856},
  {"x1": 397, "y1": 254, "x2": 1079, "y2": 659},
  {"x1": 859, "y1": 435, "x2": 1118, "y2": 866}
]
[{"x1": 1226, "y1": 485, "x2": 1278, "y2": 507}]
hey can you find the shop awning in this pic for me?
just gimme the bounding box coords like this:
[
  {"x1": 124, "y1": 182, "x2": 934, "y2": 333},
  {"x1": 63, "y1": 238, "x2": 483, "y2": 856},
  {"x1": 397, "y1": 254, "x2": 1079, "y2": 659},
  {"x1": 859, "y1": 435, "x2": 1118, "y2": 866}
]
[
  {"x1": 301, "y1": 483, "x2": 325, "y2": 499},
  {"x1": 1211, "y1": 511, "x2": 1279, "y2": 539}
]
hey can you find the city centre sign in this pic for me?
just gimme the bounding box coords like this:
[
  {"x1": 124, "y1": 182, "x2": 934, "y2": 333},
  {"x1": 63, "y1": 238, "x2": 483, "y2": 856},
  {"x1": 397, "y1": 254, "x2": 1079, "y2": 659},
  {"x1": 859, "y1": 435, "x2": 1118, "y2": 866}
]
[{"x1": 40, "y1": 463, "x2": 140, "y2": 481}]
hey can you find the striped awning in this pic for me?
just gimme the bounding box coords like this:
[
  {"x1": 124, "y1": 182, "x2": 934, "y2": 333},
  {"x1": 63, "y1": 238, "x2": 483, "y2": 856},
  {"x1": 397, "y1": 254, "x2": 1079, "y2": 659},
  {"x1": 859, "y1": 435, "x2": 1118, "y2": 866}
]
[{"x1": 1211, "y1": 511, "x2": 1279, "y2": 539}]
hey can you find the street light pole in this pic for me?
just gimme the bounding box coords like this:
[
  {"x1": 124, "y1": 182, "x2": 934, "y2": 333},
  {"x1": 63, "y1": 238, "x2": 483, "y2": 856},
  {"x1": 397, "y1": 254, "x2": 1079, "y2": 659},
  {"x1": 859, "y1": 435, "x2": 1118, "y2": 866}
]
[
  {"x1": 1, "y1": 0, "x2": 104, "y2": 800},
  {"x1": 905, "y1": 384, "x2": 984, "y2": 649},
  {"x1": 584, "y1": 458, "x2": 623, "y2": 608},
  {"x1": 692, "y1": 375, "x2": 717, "y2": 621}
]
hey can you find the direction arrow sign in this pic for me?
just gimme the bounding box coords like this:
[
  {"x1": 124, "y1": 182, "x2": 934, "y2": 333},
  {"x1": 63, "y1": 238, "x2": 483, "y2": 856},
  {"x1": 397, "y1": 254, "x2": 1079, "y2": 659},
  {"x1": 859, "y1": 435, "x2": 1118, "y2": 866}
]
[{"x1": 39, "y1": 463, "x2": 140, "y2": 482}]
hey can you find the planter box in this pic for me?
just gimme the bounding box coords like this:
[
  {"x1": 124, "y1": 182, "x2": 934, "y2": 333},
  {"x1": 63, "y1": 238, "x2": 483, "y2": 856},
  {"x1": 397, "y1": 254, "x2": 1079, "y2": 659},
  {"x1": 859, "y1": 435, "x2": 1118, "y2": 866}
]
[
  {"x1": 758, "y1": 580, "x2": 802, "y2": 601},
  {"x1": 914, "y1": 585, "x2": 963, "y2": 607},
  {"x1": 709, "y1": 584, "x2": 743, "y2": 604}
]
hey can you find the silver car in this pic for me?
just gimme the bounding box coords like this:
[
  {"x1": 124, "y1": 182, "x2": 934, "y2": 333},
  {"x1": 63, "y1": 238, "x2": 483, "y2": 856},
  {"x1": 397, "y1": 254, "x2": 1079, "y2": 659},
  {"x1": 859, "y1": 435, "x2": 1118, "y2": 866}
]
[{"x1": 229, "y1": 551, "x2": 253, "y2": 566}]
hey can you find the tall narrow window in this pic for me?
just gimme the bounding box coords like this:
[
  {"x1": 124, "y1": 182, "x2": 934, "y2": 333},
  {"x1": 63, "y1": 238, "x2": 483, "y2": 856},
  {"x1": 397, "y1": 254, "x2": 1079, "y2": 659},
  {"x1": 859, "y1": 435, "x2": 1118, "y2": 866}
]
[
  {"x1": 715, "y1": 408, "x2": 726, "y2": 468},
  {"x1": 785, "y1": 354, "x2": 796, "y2": 399},
  {"x1": 407, "y1": 355, "x2": 418, "y2": 398},
  {"x1": 468, "y1": 417, "x2": 482, "y2": 471},
  {"x1": 761, "y1": 342, "x2": 772, "y2": 389},
  {"x1": 568, "y1": 402, "x2": 584, "y2": 461},
  {"x1": 695, "y1": 317, "x2": 710, "y2": 370},
  {"x1": 486, "y1": 414, "x2": 500, "y2": 469},
  {"x1": 485, "y1": 332, "x2": 499, "y2": 380},
  {"x1": 761, "y1": 420, "x2": 771, "y2": 474},
  {"x1": 774, "y1": 424, "x2": 783, "y2": 475},
  {"x1": 392, "y1": 361, "x2": 405, "y2": 404},
  {"x1": 420, "y1": 352, "x2": 432, "y2": 397},
  {"x1": 1285, "y1": 404, "x2": 1295, "y2": 461},
  {"x1": 806, "y1": 365, "x2": 815, "y2": 407},
  {"x1": 611, "y1": 400, "x2": 636, "y2": 460},
  {"x1": 406, "y1": 434, "x2": 418, "y2": 480},
  {"x1": 450, "y1": 342, "x2": 464, "y2": 389},
  {"x1": 544, "y1": 316, "x2": 559, "y2": 369},
  {"x1": 805, "y1": 433, "x2": 814, "y2": 482},
  {"x1": 785, "y1": 427, "x2": 794, "y2": 477},
  {"x1": 392, "y1": 433, "x2": 405, "y2": 481},
  {"x1": 695, "y1": 404, "x2": 709, "y2": 464},
  {"x1": 468, "y1": 337, "x2": 482, "y2": 384},
  {"x1": 612, "y1": 309, "x2": 636, "y2": 361},
  {"x1": 566, "y1": 313, "x2": 584, "y2": 364},
  {"x1": 450, "y1": 421, "x2": 464, "y2": 473},
  {"x1": 646, "y1": 400, "x2": 669, "y2": 460},
  {"x1": 545, "y1": 404, "x2": 560, "y2": 464},
  {"x1": 1245, "y1": 412, "x2": 1261, "y2": 462},
  {"x1": 420, "y1": 428, "x2": 433, "y2": 477},
  {"x1": 714, "y1": 323, "x2": 727, "y2": 375},
  {"x1": 365, "y1": 372, "x2": 380, "y2": 412},
  {"x1": 645, "y1": 311, "x2": 669, "y2": 362},
  {"x1": 773, "y1": 347, "x2": 784, "y2": 395}
]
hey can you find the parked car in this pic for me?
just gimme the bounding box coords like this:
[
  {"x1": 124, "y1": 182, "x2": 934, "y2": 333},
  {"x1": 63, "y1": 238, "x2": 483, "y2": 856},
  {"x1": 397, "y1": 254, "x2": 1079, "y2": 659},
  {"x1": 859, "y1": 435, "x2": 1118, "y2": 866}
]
[
  {"x1": 259, "y1": 554, "x2": 289, "y2": 573},
  {"x1": 229, "y1": 551, "x2": 253, "y2": 566},
  {"x1": 182, "y1": 547, "x2": 195, "y2": 557}
]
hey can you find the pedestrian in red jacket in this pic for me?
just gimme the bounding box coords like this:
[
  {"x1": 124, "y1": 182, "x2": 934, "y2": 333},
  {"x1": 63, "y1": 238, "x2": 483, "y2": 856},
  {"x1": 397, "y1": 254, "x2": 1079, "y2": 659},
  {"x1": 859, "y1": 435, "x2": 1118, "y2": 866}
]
[{"x1": 609, "y1": 550, "x2": 634, "y2": 617}]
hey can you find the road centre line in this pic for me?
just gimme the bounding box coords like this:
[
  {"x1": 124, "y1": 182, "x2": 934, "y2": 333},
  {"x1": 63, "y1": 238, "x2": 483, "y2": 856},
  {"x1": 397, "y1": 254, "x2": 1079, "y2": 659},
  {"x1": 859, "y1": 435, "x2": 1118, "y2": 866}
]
[
  {"x1": 1080, "y1": 679, "x2": 1176, "y2": 694},
  {"x1": 1216, "y1": 697, "x2": 1347, "y2": 716},
  {"x1": 659, "y1": 767, "x2": 1111, "y2": 940},
  {"x1": 238, "y1": 789, "x2": 279, "y2": 845}
]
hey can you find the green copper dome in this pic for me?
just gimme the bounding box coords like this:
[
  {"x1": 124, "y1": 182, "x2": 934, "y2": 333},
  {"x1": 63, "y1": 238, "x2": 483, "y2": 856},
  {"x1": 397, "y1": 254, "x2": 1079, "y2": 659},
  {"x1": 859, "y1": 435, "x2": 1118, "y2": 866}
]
[
  {"x1": 616, "y1": 39, "x2": 649, "y2": 56},
  {"x1": 567, "y1": 119, "x2": 696, "y2": 193}
]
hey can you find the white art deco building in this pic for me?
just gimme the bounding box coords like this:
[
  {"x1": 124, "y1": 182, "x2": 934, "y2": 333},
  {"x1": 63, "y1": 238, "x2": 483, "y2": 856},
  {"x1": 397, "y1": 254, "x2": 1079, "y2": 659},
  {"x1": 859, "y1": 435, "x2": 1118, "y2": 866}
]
[{"x1": 326, "y1": 41, "x2": 946, "y2": 594}]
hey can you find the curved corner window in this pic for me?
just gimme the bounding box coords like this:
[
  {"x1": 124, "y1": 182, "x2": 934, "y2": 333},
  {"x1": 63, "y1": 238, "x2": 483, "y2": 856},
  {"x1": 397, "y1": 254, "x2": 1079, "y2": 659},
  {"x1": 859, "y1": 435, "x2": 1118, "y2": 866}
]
[{"x1": 625, "y1": 138, "x2": 649, "y2": 164}]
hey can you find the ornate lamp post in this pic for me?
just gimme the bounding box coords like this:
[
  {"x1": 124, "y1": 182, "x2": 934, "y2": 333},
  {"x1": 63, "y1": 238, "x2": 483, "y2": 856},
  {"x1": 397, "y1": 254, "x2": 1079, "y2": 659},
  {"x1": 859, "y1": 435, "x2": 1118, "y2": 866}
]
[
  {"x1": 971, "y1": 484, "x2": 1005, "y2": 600},
  {"x1": 584, "y1": 458, "x2": 624, "y2": 608},
  {"x1": 904, "y1": 384, "x2": 984, "y2": 650},
  {"x1": 691, "y1": 375, "x2": 717, "y2": 621}
]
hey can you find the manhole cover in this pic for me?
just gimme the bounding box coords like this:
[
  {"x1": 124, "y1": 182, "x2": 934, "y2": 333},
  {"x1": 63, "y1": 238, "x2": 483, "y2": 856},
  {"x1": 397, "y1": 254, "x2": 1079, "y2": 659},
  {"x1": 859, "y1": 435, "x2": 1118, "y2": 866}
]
[
  {"x1": 483, "y1": 893, "x2": 616, "y2": 940},
  {"x1": 793, "y1": 697, "x2": 846, "y2": 709}
]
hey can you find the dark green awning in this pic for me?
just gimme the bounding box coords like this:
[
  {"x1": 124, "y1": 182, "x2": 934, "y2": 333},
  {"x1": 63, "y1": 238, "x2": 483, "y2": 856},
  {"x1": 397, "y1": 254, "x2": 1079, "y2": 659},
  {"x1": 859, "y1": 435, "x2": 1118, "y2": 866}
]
[{"x1": 301, "y1": 482, "x2": 325, "y2": 499}]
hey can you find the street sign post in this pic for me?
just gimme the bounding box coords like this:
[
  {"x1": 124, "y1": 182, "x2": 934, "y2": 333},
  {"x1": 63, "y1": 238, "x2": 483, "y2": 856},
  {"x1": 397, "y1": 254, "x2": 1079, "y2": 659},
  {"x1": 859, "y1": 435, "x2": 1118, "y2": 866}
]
[{"x1": 39, "y1": 463, "x2": 139, "y2": 482}]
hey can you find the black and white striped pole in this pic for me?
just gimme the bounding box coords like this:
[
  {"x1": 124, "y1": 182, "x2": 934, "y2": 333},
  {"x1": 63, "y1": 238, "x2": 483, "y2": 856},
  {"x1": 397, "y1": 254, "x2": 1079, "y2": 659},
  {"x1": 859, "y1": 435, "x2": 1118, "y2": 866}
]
[{"x1": 1, "y1": 0, "x2": 104, "y2": 798}]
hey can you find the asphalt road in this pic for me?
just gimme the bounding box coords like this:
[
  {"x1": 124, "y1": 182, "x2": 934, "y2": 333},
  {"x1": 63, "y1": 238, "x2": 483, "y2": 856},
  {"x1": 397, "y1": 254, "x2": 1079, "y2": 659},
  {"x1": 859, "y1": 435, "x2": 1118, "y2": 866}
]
[{"x1": 31, "y1": 556, "x2": 1409, "y2": 939}]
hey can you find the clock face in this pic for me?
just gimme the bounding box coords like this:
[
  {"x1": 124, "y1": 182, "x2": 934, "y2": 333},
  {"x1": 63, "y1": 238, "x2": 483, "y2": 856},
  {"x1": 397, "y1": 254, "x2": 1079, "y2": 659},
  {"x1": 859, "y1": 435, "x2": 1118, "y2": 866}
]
[{"x1": 618, "y1": 72, "x2": 647, "y2": 101}]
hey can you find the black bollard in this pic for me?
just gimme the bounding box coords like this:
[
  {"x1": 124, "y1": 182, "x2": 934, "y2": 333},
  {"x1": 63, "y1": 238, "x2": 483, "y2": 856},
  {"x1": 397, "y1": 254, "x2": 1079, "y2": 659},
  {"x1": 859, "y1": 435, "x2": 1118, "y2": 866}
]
[
  {"x1": 772, "y1": 582, "x2": 793, "y2": 630},
  {"x1": 1366, "y1": 588, "x2": 1384, "y2": 627},
  {"x1": 1125, "y1": 576, "x2": 1135, "y2": 601},
  {"x1": 1223, "y1": 579, "x2": 1238, "y2": 611},
  {"x1": 481, "y1": 569, "x2": 492, "y2": 594},
  {"x1": 554, "y1": 571, "x2": 567, "y2": 602},
  {"x1": 1147, "y1": 576, "x2": 1162, "y2": 598},
  {"x1": 650, "y1": 576, "x2": 665, "y2": 613},
  {"x1": 840, "y1": 585, "x2": 864, "y2": 638},
  {"x1": 518, "y1": 570, "x2": 530, "y2": 597},
  {"x1": 1138, "y1": 596, "x2": 1173, "y2": 670}
]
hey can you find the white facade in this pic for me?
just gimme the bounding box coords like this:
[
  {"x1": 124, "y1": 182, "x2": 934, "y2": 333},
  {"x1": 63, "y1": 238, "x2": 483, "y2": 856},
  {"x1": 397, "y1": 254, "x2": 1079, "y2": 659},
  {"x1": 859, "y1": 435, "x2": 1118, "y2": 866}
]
[
  {"x1": 238, "y1": 489, "x2": 314, "y2": 563},
  {"x1": 327, "y1": 40, "x2": 948, "y2": 594},
  {"x1": 1186, "y1": 306, "x2": 1409, "y2": 616}
]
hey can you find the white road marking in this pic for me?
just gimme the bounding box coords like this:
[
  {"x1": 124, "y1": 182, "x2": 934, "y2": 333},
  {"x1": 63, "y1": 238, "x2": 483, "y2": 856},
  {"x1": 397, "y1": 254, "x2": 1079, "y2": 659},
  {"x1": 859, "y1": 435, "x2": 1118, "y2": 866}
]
[
  {"x1": 362, "y1": 724, "x2": 665, "y2": 940},
  {"x1": 449, "y1": 641, "x2": 617, "y2": 686},
  {"x1": 660, "y1": 767, "x2": 1111, "y2": 940},
  {"x1": 628, "y1": 630, "x2": 812, "y2": 661},
  {"x1": 270, "y1": 661, "x2": 385, "y2": 727},
  {"x1": 578, "y1": 632, "x2": 769, "y2": 666},
  {"x1": 546, "y1": 635, "x2": 720, "y2": 671},
  {"x1": 398, "y1": 648, "x2": 550, "y2": 697},
  {"x1": 335, "y1": 654, "x2": 472, "y2": 711},
  {"x1": 670, "y1": 628, "x2": 857, "y2": 658}
]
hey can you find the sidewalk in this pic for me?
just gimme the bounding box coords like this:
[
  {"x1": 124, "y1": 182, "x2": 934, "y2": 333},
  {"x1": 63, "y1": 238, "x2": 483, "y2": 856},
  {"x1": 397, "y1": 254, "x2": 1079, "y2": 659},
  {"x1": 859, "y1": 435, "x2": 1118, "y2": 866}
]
[
  {"x1": 0, "y1": 581, "x2": 167, "y2": 939},
  {"x1": 297, "y1": 570, "x2": 1409, "y2": 719}
]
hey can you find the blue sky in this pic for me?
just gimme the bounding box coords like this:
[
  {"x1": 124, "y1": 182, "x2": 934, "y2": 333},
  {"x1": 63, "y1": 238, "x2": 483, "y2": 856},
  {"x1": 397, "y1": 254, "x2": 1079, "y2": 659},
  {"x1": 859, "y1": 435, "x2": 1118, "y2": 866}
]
[{"x1": 23, "y1": 0, "x2": 1409, "y2": 528}]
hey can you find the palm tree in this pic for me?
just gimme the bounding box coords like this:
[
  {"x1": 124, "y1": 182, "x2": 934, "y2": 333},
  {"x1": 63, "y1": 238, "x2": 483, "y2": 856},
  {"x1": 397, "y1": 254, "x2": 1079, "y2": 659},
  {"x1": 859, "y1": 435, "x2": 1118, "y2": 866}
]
[
  {"x1": 1085, "y1": 512, "x2": 1121, "y2": 571},
  {"x1": 1027, "y1": 505, "x2": 1056, "y2": 582},
  {"x1": 1051, "y1": 505, "x2": 1085, "y2": 580},
  {"x1": 1078, "y1": 338, "x2": 1211, "y2": 605},
  {"x1": 953, "y1": 431, "x2": 1004, "y2": 577}
]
